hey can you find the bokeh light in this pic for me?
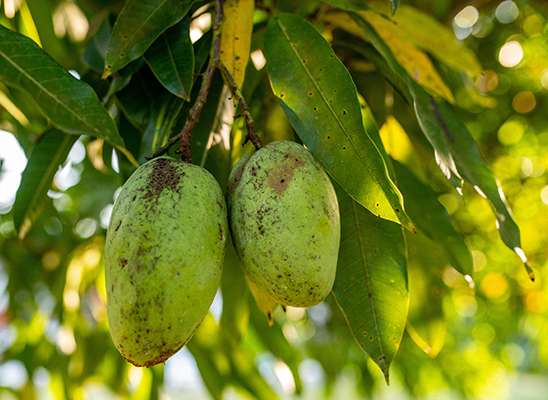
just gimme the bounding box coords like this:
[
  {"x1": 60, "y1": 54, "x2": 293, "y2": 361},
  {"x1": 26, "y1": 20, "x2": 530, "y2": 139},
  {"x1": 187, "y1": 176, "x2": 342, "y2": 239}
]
[
  {"x1": 499, "y1": 41, "x2": 524, "y2": 67},
  {"x1": 541, "y1": 70, "x2": 548, "y2": 89},
  {"x1": 512, "y1": 91, "x2": 536, "y2": 113},
  {"x1": 481, "y1": 273, "x2": 508, "y2": 298},
  {"x1": 476, "y1": 70, "x2": 499, "y2": 92},
  {"x1": 454, "y1": 6, "x2": 479, "y2": 28},
  {"x1": 496, "y1": 1, "x2": 520, "y2": 24},
  {"x1": 497, "y1": 117, "x2": 525, "y2": 145},
  {"x1": 521, "y1": 14, "x2": 544, "y2": 37}
]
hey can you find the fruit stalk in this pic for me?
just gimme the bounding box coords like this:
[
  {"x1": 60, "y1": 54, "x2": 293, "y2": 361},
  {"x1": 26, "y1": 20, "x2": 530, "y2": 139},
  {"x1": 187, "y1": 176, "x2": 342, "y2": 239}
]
[{"x1": 149, "y1": 0, "x2": 261, "y2": 161}]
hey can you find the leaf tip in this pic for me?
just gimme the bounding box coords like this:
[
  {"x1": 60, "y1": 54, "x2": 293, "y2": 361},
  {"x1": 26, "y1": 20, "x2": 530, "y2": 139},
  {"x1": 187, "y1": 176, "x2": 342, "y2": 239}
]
[
  {"x1": 17, "y1": 218, "x2": 32, "y2": 241},
  {"x1": 101, "y1": 70, "x2": 112, "y2": 80},
  {"x1": 390, "y1": 0, "x2": 399, "y2": 15},
  {"x1": 383, "y1": 367, "x2": 390, "y2": 385}
]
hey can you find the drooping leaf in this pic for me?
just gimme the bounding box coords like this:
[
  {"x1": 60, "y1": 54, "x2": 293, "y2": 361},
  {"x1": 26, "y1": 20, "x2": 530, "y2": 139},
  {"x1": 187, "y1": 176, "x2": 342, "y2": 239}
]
[
  {"x1": 141, "y1": 93, "x2": 185, "y2": 162},
  {"x1": 26, "y1": 0, "x2": 69, "y2": 63},
  {"x1": 350, "y1": 12, "x2": 533, "y2": 279},
  {"x1": 264, "y1": 13, "x2": 410, "y2": 227},
  {"x1": 0, "y1": 26, "x2": 137, "y2": 166},
  {"x1": 220, "y1": 0, "x2": 254, "y2": 88},
  {"x1": 13, "y1": 129, "x2": 78, "y2": 238},
  {"x1": 358, "y1": 95, "x2": 395, "y2": 179},
  {"x1": 365, "y1": 1, "x2": 482, "y2": 76},
  {"x1": 332, "y1": 183, "x2": 408, "y2": 384},
  {"x1": 82, "y1": 15, "x2": 112, "y2": 72},
  {"x1": 144, "y1": 17, "x2": 194, "y2": 100},
  {"x1": 103, "y1": 0, "x2": 197, "y2": 77},
  {"x1": 322, "y1": 11, "x2": 455, "y2": 103},
  {"x1": 392, "y1": 160, "x2": 473, "y2": 277},
  {"x1": 116, "y1": 69, "x2": 154, "y2": 131}
]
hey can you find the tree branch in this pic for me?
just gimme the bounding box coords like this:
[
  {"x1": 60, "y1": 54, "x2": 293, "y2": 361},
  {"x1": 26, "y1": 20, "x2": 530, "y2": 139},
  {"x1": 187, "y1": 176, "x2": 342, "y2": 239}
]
[{"x1": 149, "y1": 0, "x2": 261, "y2": 162}]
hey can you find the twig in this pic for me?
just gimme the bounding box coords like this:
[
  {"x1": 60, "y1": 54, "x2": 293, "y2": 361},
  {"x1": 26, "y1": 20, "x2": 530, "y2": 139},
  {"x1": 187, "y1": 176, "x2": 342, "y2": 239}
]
[
  {"x1": 148, "y1": 0, "x2": 261, "y2": 162},
  {"x1": 218, "y1": 63, "x2": 261, "y2": 150}
]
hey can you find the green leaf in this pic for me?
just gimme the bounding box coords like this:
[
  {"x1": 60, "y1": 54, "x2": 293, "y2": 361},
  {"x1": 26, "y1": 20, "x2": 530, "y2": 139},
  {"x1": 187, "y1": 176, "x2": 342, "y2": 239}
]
[
  {"x1": 26, "y1": 0, "x2": 69, "y2": 63},
  {"x1": 392, "y1": 160, "x2": 473, "y2": 277},
  {"x1": 13, "y1": 129, "x2": 78, "y2": 238},
  {"x1": 82, "y1": 15, "x2": 112, "y2": 72},
  {"x1": 0, "y1": 26, "x2": 137, "y2": 166},
  {"x1": 332, "y1": 183, "x2": 408, "y2": 384},
  {"x1": 116, "y1": 69, "x2": 153, "y2": 131},
  {"x1": 350, "y1": 13, "x2": 533, "y2": 280},
  {"x1": 264, "y1": 13, "x2": 409, "y2": 228},
  {"x1": 322, "y1": 0, "x2": 370, "y2": 10},
  {"x1": 104, "y1": 0, "x2": 196, "y2": 77},
  {"x1": 141, "y1": 92, "x2": 184, "y2": 162},
  {"x1": 144, "y1": 17, "x2": 194, "y2": 100}
]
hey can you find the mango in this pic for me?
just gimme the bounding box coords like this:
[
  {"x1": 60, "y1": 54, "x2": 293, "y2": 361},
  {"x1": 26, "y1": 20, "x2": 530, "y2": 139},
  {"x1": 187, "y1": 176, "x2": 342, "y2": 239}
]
[
  {"x1": 227, "y1": 141, "x2": 340, "y2": 307},
  {"x1": 105, "y1": 156, "x2": 227, "y2": 367}
]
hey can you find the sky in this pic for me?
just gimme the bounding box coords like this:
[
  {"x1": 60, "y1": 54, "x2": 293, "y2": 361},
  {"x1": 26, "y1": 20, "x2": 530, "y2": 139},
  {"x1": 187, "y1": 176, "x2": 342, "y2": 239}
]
[{"x1": 0, "y1": 130, "x2": 27, "y2": 214}]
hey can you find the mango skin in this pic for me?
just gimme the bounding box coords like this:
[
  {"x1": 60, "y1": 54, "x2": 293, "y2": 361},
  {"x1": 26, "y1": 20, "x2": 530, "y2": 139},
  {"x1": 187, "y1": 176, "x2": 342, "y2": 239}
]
[
  {"x1": 105, "y1": 156, "x2": 227, "y2": 367},
  {"x1": 227, "y1": 141, "x2": 340, "y2": 307}
]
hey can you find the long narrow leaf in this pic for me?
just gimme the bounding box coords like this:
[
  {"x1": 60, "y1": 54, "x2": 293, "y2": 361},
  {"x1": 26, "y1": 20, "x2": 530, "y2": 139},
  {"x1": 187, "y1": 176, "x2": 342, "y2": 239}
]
[
  {"x1": 104, "y1": 0, "x2": 196, "y2": 77},
  {"x1": 332, "y1": 183, "x2": 408, "y2": 383},
  {"x1": 350, "y1": 12, "x2": 533, "y2": 280},
  {"x1": 322, "y1": 11, "x2": 455, "y2": 103},
  {"x1": 264, "y1": 13, "x2": 410, "y2": 228},
  {"x1": 0, "y1": 26, "x2": 137, "y2": 166},
  {"x1": 220, "y1": 0, "x2": 254, "y2": 88},
  {"x1": 365, "y1": 2, "x2": 481, "y2": 76},
  {"x1": 13, "y1": 129, "x2": 78, "y2": 238},
  {"x1": 144, "y1": 17, "x2": 194, "y2": 100}
]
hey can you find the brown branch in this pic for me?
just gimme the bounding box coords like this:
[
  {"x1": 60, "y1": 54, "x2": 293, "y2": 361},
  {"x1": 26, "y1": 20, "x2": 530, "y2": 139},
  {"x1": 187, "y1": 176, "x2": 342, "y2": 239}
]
[
  {"x1": 148, "y1": 0, "x2": 261, "y2": 162},
  {"x1": 178, "y1": 64, "x2": 217, "y2": 162},
  {"x1": 218, "y1": 63, "x2": 261, "y2": 150}
]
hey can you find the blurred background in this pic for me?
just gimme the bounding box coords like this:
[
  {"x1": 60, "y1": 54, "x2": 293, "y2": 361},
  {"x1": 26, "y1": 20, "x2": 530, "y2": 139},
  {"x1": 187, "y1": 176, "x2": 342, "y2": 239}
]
[{"x1": 1, "y1": 0, "x2": 548, "y2": 399}]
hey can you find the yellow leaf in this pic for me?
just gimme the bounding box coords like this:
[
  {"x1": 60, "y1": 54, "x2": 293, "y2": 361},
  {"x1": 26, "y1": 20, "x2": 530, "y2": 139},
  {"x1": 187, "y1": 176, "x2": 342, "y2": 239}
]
[
  {"x1": 367, "y1": 1, "x2": 482, "y2": 77},
  {"x1": 323, "y1": 11, "x2": 455, "y2": 103},
  {"x1": 220, "y1": 0, "x2": 254, "y2": 88}
]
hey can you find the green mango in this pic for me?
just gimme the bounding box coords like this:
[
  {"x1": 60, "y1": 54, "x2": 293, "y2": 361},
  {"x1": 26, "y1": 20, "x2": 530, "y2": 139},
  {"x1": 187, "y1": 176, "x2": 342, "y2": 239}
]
[
  {"x1": 227, "y1": 141, "x2": 340, "y2": 307},
  {"x1": 105, "y1": 156, "x2": 227, "y2": 367}
]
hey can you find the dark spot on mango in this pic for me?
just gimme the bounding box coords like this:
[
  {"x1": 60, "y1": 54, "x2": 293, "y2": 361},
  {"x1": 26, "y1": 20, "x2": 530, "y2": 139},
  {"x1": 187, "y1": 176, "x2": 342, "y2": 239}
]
[{"x1": 144, "y1": 158, "x2": 180, "y2": 199}]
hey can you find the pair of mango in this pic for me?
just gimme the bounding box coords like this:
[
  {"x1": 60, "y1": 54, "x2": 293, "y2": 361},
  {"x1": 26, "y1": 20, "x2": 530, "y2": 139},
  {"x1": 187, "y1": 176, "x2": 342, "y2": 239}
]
[{"x1": 104, "y1": 141, "x2": 340, "y2": 367}]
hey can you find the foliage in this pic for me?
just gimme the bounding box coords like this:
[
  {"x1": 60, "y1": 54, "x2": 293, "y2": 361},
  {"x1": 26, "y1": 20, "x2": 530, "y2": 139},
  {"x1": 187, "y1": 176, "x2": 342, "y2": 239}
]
[{"x1": 1, "y1": 0, "x2": 548, "y2": 399}]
